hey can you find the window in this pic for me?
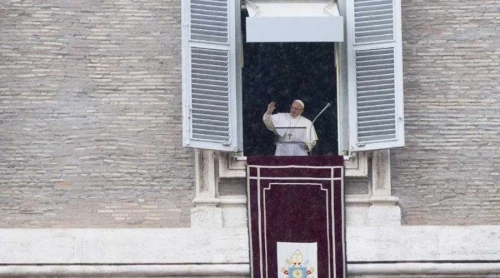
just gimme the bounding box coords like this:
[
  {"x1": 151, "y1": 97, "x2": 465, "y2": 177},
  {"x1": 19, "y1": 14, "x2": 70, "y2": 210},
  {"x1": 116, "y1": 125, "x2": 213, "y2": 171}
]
[
  {"x1": 241, "y1": 42, "x2": 338, "y2": 156},
  {"x1": 181, "y1": 0, "x2": 404, "y2": 155}
]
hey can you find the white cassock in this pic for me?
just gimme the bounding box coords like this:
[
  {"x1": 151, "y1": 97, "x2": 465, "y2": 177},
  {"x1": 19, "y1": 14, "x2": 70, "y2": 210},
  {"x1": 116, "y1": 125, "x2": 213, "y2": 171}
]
[{"x1": 263, "y1": 112, "x2": 318, "y2": 156}]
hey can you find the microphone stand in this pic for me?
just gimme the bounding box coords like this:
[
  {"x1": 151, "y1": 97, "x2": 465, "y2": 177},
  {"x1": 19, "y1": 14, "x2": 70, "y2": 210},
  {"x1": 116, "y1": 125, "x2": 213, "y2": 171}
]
[
  {"x1": 312, "y1": 103, "x2": 332, "y2": 124},
  {"x1": 308, "y1": 103, "x2": 332, "y2": 155}
]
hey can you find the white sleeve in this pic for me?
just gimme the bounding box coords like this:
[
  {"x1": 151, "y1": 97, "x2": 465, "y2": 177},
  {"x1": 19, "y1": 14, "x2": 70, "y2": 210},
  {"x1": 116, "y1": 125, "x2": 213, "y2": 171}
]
[
  {"x1": 306, "y1": 126, "x2": 318, "y2": 151},
  {"x1": 262, "y1": 113, "x2": 276, "y2": 131},
  {"x1": 304, "y1": 121, "x2": 318, "y2": 151}
]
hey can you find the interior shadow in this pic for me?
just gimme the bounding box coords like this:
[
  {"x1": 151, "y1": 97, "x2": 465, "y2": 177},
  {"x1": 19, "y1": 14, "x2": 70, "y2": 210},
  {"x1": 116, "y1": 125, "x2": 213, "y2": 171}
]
[{"x1": 242, "y1": 11, "x2": 338, "y2": 156}]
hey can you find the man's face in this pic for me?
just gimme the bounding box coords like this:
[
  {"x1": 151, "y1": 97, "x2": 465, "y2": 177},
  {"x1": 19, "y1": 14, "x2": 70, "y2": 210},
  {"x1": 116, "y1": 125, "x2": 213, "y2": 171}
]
[{"x1": 289, "y1": 101, "x2": 304, "y2": 118}]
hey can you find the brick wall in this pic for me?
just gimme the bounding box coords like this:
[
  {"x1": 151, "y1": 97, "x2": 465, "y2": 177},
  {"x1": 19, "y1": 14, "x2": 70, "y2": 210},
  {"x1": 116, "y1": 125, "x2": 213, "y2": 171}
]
[
  {"x1": 2, "y1": 0, "x2": 499, "y2": 228},
  {"x1": 393, "y1": 0, "x2": 500, "y2": 224},
  {"x1": 0, "y1": 0, "x2": 194, "y2": 227}
]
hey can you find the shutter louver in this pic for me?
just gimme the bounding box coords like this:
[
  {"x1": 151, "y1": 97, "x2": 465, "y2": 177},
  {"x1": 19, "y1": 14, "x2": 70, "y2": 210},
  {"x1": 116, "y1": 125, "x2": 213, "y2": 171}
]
[
  {"x1": 347, "y1": 0, "x2": 404, "y2": 151},
  {"x1": 182, "y1": 0, "x2": 242, "y2": 151},
  {"x1": 190, "y1": 0, "x2": 229, "y2": 43},
  {"x1": 191, "y1": 47, "x2": 230, "y2": 142},
  {"x1": 354, "y1": 0, "x2": 394, "y2": 44},
  {"x1": 356, "y1": 48, "x2": 396, "y2": 143}
]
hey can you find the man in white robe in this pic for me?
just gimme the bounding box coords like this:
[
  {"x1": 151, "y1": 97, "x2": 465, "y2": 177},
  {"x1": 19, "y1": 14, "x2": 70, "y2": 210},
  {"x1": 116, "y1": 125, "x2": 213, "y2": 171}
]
[{"x1": 263, "y1": 100, "x2": 318, "y2": 156}]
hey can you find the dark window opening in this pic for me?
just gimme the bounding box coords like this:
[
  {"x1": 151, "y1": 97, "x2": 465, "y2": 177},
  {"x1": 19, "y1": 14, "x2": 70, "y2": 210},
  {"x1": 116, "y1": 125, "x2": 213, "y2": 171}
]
[{"x1": 241, "y1": 11, "x2": 338, "y2": 156}]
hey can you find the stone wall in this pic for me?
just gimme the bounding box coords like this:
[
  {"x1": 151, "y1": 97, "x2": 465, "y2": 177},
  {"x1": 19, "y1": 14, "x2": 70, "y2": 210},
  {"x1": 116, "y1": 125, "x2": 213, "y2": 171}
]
[
  {"x1": 0, "y1": 0, "x2": 194, "y2": 227},
  {"x1": 393, "y1": 0, "x2": 500, "y2": 224}
]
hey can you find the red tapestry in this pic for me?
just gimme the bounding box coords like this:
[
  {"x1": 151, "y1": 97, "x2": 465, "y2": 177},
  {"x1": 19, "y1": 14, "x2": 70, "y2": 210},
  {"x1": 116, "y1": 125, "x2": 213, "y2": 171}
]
[{"x1": 247, "y1": 156, "x2": 345, "y2": 278}]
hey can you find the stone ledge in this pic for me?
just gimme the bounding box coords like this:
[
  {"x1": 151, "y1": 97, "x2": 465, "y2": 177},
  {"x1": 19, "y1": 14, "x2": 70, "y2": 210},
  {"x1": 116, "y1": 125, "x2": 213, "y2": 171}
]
[
  {"x1": 0, "y1": 228, "x2": 250, "y2": 264},
  {"x1": 0, "y1": 264, "x2": 249, "y2": 278},
  {"x1": 2, "y1": 226, "x2": 500, "y2": 265},
  {"x1": 347, "y1": 226, "x2": 500, "y2": 261},
  {"x1": 350, "y1": 262, "x2": 500, "y2": 275},
  {"x1": 2, "y1": 262, "x2": 500, "y2": 277}
]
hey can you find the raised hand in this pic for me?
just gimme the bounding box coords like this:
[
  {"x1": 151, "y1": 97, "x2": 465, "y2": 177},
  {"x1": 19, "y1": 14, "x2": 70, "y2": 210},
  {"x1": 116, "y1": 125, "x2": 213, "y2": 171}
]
[{"x1": 266, "y1": 101, "x2": 276, "y2": 115}]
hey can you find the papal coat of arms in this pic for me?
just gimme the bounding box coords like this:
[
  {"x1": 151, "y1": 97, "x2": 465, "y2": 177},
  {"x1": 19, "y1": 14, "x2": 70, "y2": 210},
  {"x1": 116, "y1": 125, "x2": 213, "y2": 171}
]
[{"x1": 280, "y1": 250, "x2": 315, "y2": 278}]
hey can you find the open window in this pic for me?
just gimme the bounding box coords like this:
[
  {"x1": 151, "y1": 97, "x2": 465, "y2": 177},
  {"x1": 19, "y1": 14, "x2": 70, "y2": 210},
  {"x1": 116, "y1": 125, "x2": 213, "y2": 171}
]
[
  {"x1": 182, "y1": 0, "x2": 404, "y2": 155},
  {"x1": 241, "y1": 39, "x2": 338, "y2": 156}
]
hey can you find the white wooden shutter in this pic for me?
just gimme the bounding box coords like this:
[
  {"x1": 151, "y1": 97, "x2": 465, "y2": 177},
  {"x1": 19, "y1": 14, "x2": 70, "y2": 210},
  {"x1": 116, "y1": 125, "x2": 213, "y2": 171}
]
[
  {"x1": 346, "y1": 0, "x2": 404, "y2": 152},
  {"x1": 182, "y1": 0, "x2": 242, "y2": 151}
]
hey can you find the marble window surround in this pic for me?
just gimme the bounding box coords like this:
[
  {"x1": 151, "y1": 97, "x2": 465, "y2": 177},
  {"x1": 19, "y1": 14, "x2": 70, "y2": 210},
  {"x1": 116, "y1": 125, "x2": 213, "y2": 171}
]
[{"x1": 192, "y1": 150, "x2": 400, "y2": 228}]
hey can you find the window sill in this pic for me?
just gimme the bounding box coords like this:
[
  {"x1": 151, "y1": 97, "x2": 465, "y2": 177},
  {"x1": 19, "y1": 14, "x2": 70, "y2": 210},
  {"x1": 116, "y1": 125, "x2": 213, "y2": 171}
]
[{"x1": 218, "y1": 152, "x2": 368, "y2": 178}]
